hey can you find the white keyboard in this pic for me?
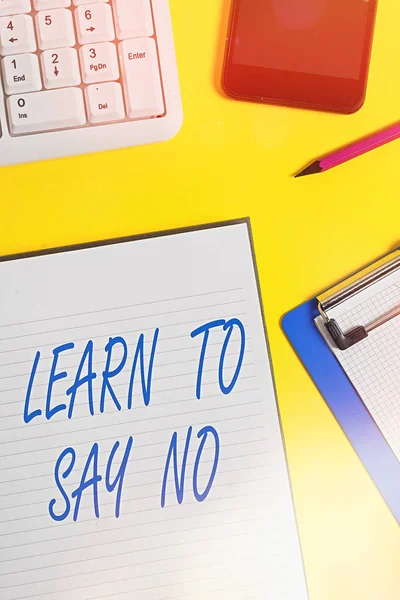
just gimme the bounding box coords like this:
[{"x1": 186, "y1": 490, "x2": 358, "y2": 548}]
[{"x1": 0, "y1": 0, "x2": 182, "y2": 165}]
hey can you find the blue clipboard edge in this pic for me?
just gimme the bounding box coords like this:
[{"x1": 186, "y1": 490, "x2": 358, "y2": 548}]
[{"x1": 282, "y1": 299, "x2": 400, "y2": 524}]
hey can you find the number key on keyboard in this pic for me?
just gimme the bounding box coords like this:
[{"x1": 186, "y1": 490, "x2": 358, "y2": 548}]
[
  {"x1": 75, "y1": 3, "x2": 115, "y2": 45},
  {"x1": 2, "y1": 52, "x2": 41, "y2": 94},
  {"x1": 79, "y1": 41, "x2": 119, "y2": 84},
  {"x1": 35, "y1": 8, "x2": 75, "y2": 50},
  {"x1": 0, "y1": 14, "x2": 36, "y2": 55},
  {"x1": 0, "y1": 0, "x2": 31, "y2": 17},
  {"x1": 41, "y1": 47, "x2": 80, "y2": 88},
  {"x1": 33, "y1": 0, "x2": 70, "y2": 10},
  {"x1": 7, "y1": 87, "x2": 86, "y2": 134},
  {"x1": 112, "y1": 0, "x2": 153, "y2": 40},
  {"x1": 72, "y1": 0, "x2": 104, "y2": 5}
]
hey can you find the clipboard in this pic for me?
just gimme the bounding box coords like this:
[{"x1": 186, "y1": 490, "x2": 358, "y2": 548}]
[{"x1": 282, "y1": 248, "x2": 400, "y2": 524}]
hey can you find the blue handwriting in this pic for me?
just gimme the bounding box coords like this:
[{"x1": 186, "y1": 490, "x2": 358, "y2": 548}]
[
  {"x1": 191, "y1": 318, "x2": 245, "y2": 399},
  {"x1": 161, "y1": 425, "x2": 220, "y2": 507},
  {"x1": 49, "y1": 436, "x2": 133, "y2": 522},
  {"x1": 24, "y1": 330, "x2": 159, "y2": 424}
]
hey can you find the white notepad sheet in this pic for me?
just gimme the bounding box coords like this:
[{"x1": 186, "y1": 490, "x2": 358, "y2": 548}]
[
  {"x1": 315, "y1": 267, "x2": 400, "y2": 462},
  {"x1": 0, "y1": 222, "x2": 308, "y2": 600}
]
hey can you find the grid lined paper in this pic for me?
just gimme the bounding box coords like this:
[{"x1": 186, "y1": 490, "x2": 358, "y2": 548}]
[
  {"x1": 316, "y1": 270, "x2": 400, "y2": 462},
  {"x1": 0, "y1": 224, "x2": 308, "y2": 600}
]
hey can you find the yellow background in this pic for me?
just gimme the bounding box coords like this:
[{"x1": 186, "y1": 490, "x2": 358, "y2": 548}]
[{"x1": 1, "y1": 0, "x2": 399, "y2": 597}]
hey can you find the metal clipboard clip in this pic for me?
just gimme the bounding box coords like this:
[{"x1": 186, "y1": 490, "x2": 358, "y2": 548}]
[{"x1": 317, "y1": 248, "x2": 400, "y2": 351}]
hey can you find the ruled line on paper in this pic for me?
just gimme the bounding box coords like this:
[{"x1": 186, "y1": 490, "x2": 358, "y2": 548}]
[
  {"x1": 0, "y1": 533, "x2": 269, "y2": 588},
  {"x1": 0, "y1": 537, "x2": 279, "y2": 592},
  {"x1": 0, "y1": 343, "x2": 254, "y2": 383},
  {"x1": 0, "y1": 518, "x2": 278, "y2": 575},
  {"x1": 8, "y1": 554, "x2": 271, "y2": 600},
  {"x1": 1, "y1": 498, "x2": 282, "y2": 553},
  {"x1": 0, "y1": 396, "x2": 262, "y2": 472},
  {"x1": 93, "y1": 579, "x2": 276, "y2": 600},
  {"x1": 0, "y1": 311, "x2": 248, "y2": 355},
  {"x1": 0, "y1": 377, "x2": 256, "y2": 435},
  {"x1": 0, "y1": 407, "x2": 261, "y2": 467},
  {"x1": 80, "y1": 580, "x2": 267, "y2": 600},
  {"x1": 0, "y1": 395, "x2": 261, "y2": 471},
  {"x1": 0, "y1": 485, "x2": 277, "y2": 538},
  {"x1": 3, "y1": 524, "x2": 282, "y2": 574},
  {"x1": 0, "y1": 450, "x2": 268, "y2": 506},
  {"x1": 1, "y1": 463, "x2": 274, "y2": 524},
  {"x1": 80, "y1": 578, "x2": 272, "y2": 600},
  {"x1": 1, "y1": 307, "x2": 247, "y2": 356},
  {"x1": 0, "y1": 395, "x2": 259, "y2": 450},
  {"x1": 0, "y1": 367, "x2": 255, "y2": 411},
  {"x1": 2, "y1": 340, "x2": 208, "y2": 371},
  {"x1": 0, "y1": 363, "x2": 255, "y2": 423},
  {"x1": 1, "y1": 441, "x2": 268, "y2": 490},
  {"x1": 0, "y1": 353, "x2": 253, "y2": 396},
  {"x1": 0, "y1": 336, "x2": 253, "y2": 372},
  {"x1": 1, "y1": 499, "x2": 277, "y2": 553},
  {"x1": 0, "y1": 361, "x2": 256, "y2": 422},
  {"x1": 1, "y1": 482, "x2": 275, "y2": 533},
  {"x1": 0, "y1": 527, "x2": 276, "y2": 575},
  {"x1": 0, "y1": 477, "x2": 273, "y2": 533},
  {"x1": 0, "y1": 434, "x2": 267, "y2": 514},
  {"x1": 0, "y1": 451, "x2": 271, "y2": 525},
  {"x1": 0, "y1": 403, "x2": 262, "y2": 476},
  {"x1": 0, "y1": 288, "x2": 244, "y2": 330},
  {"x1": 0, "y1": 299, "x2": 246, "y2": 343},
  {"x1": 97, "y1": 585, "x2": 281, "y2": 600},
  {"x1": 0, "y1": 510, "x2": 276, "y2": 563},
  {"x1": 0, "y1": 462, "x2": 272, "y2": 521}
]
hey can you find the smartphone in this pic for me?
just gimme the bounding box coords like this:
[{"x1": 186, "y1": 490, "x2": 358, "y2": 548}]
[{"x1": 223, "y1": 0, "x2": 378, "y2": 114}]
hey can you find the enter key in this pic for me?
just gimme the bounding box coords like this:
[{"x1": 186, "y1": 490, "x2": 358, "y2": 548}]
[{"x1": 119, "y1": 37, "x2": 164, "y2": 120}]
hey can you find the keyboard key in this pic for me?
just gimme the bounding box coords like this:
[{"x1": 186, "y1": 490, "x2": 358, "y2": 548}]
[
  {"x1": 41, "y1": 47, "x2": 80, "y2": 88},
  {"x1": 79, "y1": 41, "x2": 118, "y2": 84},
  {"x1": 72, "y1": 0, "x2": 104, "y2": 5},
  {"x1": 0, "y1": 0, "x2": 31, "y2": 17},
  {"x1": 1, "y1": 52, "x2": 41, "y2": 94},
  {"x1": 7, "y1": 87, "x2": 86, "y2": 134},
  {"x1": 75, "y1": 2, "x2": 114, "y2": 45},
  {"x1": 33, "y1": 0, "x2": 70, "y2": 10},
  {"x1": 35, "y1": 8, "x2": 75, "y2": 50},
  {"x1": 112, "y1": 0, "x2": 153, "y2": 40},
  {"x1": 85, "y1": 81, "x2": 124, "y2": 123},
  {"x1": 0, "y1": 14, "x2": 35, "y2": 55},
  {"x1": 119, "y1": 37, "x2": 163, "y2": 119}
]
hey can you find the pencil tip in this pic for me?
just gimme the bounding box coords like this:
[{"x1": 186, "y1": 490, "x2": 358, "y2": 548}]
[{"x1": 294, "y1": 160, "x2": 322, "y2": 178}]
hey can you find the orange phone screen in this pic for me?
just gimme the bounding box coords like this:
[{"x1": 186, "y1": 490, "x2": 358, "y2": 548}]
[{"x1": 224, "y1": 0, "x2": 378, "y2": 113}]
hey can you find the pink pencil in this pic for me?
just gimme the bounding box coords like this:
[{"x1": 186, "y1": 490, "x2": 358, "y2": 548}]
[{"x1": 295, "y1": 123, "x2": 400, "y2": 177}]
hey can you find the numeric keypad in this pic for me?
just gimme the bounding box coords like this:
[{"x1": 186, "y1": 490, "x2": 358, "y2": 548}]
[{"x1": 0, "y1": 0, "x2": 165, "y2": 136}]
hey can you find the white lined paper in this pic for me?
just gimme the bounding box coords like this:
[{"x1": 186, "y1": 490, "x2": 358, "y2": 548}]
[{"x1": 0, "y1": 222, "x2": 308, "y2": 600}]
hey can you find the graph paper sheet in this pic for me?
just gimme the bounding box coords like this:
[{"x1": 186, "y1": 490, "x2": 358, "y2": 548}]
[
  {"x1": 315, "y1": 267, "x2": 400, "y2": 462},
  {"x1": 0, "y1": 222, "x2": 308, "y2": 600}
]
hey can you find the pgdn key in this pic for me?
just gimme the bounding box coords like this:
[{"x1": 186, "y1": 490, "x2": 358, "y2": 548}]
[{"x1": 7, "y1": 87, "x2": 86, "y2": 134}]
